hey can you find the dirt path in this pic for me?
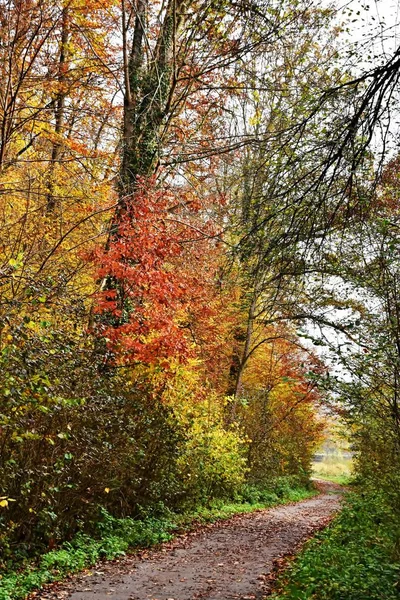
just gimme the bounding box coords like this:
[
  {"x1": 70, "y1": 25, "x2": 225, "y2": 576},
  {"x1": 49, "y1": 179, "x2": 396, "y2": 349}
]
[{"x1": 36, "y1": 481, "x2": 342, "y2": 600}]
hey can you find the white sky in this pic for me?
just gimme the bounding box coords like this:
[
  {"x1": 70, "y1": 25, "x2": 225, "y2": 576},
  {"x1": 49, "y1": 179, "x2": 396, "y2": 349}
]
[
  {"x1": 332, "y1": 0, "x2": 400, "y2": 65},
  {"x1": 302, "y1": 2, "x2": 400, "y2": 379}
]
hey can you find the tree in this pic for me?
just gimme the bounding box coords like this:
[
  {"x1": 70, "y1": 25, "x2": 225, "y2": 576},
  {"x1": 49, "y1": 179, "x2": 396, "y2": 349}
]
[
  {"x1": 211, "y1": 4, "x2": 362, "y2": 401},
  {"x1": 238, "y1": 326, "x2": 324, "y2": 480},
  {"x1": 322, "y1": 161, "x2": 400, "y2": 484},
  {"x1": 99, "y1": 0, "x2": 320, "y2": 361}
]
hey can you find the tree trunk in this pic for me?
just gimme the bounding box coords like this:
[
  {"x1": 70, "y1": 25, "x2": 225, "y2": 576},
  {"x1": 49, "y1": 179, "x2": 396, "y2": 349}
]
[
  {"x1": 120, "y1": 0, "x2": 185, "y2": 198},
  {"x1": 46, "y1": 6, "x2": 69, "y2": 213}
]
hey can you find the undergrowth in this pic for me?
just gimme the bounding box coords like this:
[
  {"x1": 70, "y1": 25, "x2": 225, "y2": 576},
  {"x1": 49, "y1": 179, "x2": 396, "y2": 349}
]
[
  {"x1": 271, "y1": 490, "x2": 400, "y2": 600},
  {"x1": 0, "y1": 478, "x2": 315, "y2": 600}
]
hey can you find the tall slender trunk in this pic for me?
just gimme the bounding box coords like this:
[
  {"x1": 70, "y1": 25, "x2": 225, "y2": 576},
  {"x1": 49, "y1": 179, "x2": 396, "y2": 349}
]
[
  {"x1": 234, "y1": 296, "x2": 257, "y2": 397},
  {"x1": 120, "y1": 0, "x2": 185, "y2": 198},
  {"x1": 98, "y1": 0, "x2": 186, "y2": 338},
  {"x1": 226, "y1": 294, "x2": 257, "y2": 422},
  {"x1": 46, "y1": 6, "x2": 69, "y2": 213}
]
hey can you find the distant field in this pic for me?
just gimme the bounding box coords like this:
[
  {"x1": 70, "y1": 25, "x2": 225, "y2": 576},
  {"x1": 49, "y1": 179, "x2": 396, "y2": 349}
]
[{"x1": 312, "y1": 454, "x2": 353, "y2": 483}]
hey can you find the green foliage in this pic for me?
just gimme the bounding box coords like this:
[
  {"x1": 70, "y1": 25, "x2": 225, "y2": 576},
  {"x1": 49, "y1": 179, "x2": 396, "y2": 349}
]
[
  {"x1": 238, "y1": 476, "x2": 313, "y2": 504},
  {"x1": 0, "y1": 321, "x2": 185, "y2": 562},
  {"x1": 272, "y1": 490, "x2": 400, "y2": 600}
]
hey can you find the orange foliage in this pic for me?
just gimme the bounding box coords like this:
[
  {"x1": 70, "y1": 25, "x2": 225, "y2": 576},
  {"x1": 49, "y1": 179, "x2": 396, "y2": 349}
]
[
  {"x1": 91, "y1": 180, "x2": 234, "y2": 369},
  {"x1": 241, "y1": 330, "x2": 325, "y2": 477}
]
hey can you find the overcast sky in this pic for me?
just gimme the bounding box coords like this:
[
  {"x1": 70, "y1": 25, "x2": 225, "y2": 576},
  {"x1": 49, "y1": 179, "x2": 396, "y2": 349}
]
[
  {"x1": 333, "y1": 0, "x2": 400, "y2": 64},
  {"x1": 303, "y1": 1, "x2": 400, "y2": 377}
]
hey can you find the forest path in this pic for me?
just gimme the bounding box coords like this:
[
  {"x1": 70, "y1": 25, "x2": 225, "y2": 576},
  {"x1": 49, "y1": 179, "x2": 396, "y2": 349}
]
[{"x1": 38, "y1": 481, "x2": 342, "y2": 600}]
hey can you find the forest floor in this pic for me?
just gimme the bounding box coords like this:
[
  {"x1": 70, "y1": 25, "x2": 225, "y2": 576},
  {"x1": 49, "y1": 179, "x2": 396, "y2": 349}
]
[{"x1": 33, "y1": 481, "x2": 342, "y2": 600}]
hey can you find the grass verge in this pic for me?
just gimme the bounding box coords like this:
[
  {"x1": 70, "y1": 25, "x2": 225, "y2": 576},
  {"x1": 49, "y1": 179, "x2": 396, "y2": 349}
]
[
  {"x1": 0, "y1": 480, "x2": 316, "y2": 600},
  {"x1": 312, "y1": 473, "x2": 353, "y2": 485},
  {"x1": 271, "y1": 490, "x2": 400, "y2": 600}
]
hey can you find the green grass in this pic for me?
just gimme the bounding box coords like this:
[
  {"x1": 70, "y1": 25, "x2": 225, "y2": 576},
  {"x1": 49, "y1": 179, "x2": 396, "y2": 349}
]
[
  {"x1": 177, "y1": 484, "x2": 317, "y2": 527},
  {"x1": 271, "y1": 490, "x2": 400, "y2": 600},
  {"x1": 312, "y1": 473, "x2": 353, "y2": 485},
  {"x1": 0, "y1": 480, "x2": 316, "y2": 600}
]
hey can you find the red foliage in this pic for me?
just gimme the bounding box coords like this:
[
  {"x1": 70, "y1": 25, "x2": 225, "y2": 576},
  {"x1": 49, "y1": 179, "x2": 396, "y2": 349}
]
[{"x1": 91, "y1": 180, "x2": 225, "y2": 366}]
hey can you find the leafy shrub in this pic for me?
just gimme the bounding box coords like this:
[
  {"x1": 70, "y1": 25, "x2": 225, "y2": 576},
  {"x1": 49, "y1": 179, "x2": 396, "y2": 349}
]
[
  {"x1": 237, "y1": 476, "x2": 313, "y2": 505},
  {"x1": 0, "y1": 322, "x2": 184, "y2": 562},
  {"x1": 177, "y1": 417, "x2": 248, "y2": 506}
]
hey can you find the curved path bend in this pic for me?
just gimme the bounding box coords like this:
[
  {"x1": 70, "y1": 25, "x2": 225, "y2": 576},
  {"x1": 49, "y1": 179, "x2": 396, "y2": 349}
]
[{"x1": 37, "y1": 480, "x2": 342, "y2": 600}]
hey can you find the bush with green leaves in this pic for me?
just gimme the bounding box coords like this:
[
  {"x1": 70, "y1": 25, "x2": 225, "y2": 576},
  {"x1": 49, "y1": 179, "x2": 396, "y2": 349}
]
[
  {"x1": 0, "y1": 319, "x2": 185, "y2": 562},
  {"x1": 176, "y1": 401, "x2": 248, "y2": 507}
]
